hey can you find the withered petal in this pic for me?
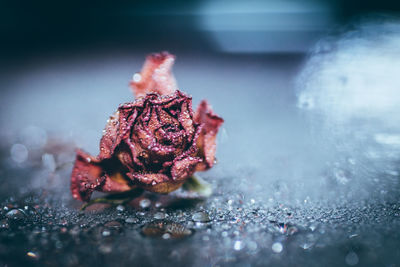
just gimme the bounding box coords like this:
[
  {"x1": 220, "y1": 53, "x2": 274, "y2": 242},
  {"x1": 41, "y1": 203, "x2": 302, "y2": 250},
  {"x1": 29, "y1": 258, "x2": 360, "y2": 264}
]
[
  {"x1": 130, "y1": 91, "x2": 198, "y2": 159},
  {"x1": 99, "y1": 111, "x2": 121, "y2": 160},
  {"x1": 130, "y1": 52, "x2": 177, "y2": 98},
  {"x1": 171, "y1": 156, "x2": 202, "y2": 181},
  {"x1": 102, "y1": 172, "x2": 132, "y2": 193},
  {"x1": 127, "y1": 173, "x2": 184, "y2": 194},
  {"x1": 71, "y1": 150, "x2": 132, "y2": 201},
  {"x1": 194, "y1": 100, "x2": 224, "y2": 170},
  {"x1": 178, "y1": 97, "x2": 195, "y2": 139},
  {"x1": 127, "y1": 172, "x2": 169, "y2": 185},
  {"x1": 70, "y1": 150, "x2": 105, "y2": 202}
]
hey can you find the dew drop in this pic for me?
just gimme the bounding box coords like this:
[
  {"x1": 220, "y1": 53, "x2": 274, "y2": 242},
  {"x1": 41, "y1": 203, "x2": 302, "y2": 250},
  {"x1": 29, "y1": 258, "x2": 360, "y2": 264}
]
[
  {"x1": 116, "y1": 205, "x2": 125, "y2": 212},
  {"x1": 139, "y1": 198, "x2": 151, "y2": 209},
  {"x1": 272, "y1": 242, "x2": 283, "y2": 253},
  {"x1": 154, "y1": 212, "x2": 166, "y2": 220},
  {"x1": 102, "y1": 230, "x2": 111, "y2": 237},
  {"x1": 125, "y1": 217, "x2": 139, "y2": 224},
  {"x1": 162, "y1": 233, "x2": 171, "y2": 239},
  {"x1": 27, "y1": 251, "x2": 39, "y2": 259},
  {"x1": 233, "y1": 240, "x2": 244, "y2": 251},
  {"x1": 192, "y1": 211, "x2": 210, "y2": 222}
]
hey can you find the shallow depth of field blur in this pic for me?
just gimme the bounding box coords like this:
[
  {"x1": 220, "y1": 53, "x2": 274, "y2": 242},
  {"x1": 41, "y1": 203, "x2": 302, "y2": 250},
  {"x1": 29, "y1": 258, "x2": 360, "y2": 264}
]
[{"x1": 1, "y1": 1, "x2": 400, "y2": 266}]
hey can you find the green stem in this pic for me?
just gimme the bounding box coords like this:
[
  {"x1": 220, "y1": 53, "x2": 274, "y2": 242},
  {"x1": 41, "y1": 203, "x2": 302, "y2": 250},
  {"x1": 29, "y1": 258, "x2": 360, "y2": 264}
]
[{"x1": 182, "y1": 175, "x2": 212, "y2": 197}]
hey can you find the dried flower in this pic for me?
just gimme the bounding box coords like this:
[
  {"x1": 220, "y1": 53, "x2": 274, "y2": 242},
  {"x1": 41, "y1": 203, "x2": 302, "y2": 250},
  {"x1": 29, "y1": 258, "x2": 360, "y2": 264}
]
[
  {"x1": 71, "y1": 52, "x2": 223, "y2": 201},
  {"x1": 130, "y1": 51, "x2": 177, "y2": 97}
]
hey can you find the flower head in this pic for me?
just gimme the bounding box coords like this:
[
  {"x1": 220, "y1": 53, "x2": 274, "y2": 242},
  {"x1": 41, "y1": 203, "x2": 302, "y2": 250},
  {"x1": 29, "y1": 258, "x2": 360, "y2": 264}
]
[{"x1": 71, "y1": 52, "x2": 223, "y2": 201}]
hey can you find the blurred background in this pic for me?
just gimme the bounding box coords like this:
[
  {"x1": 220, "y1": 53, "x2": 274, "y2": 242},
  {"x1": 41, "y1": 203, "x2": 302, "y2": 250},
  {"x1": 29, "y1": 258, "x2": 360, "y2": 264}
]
[{"x1": 2, "y1": 0, "x2": 400, "y2": 59}]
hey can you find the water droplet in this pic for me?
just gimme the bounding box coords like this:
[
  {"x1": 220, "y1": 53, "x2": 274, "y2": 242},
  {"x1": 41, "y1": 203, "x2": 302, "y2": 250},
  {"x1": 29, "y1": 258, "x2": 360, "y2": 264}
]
[
  {"x1": 300, "y1": 243, "x2": 313, "y2": 250},
  {"x1": 6, "y1": 209, "x2": 26, "y2": 221},
  {"x1": 27, "y1": 251, "x2": 39, "y2": 259},
  {"x1": 192, "y1": 211, "x2": 210, "y2": 222},
  {"x1": 133, "y1": 73, "x2": 142, "y2": 82},
  {"x1": 116, "y1": 205, "x2": 125, "y2": 212},
  {"x1": 233, "y1": 240, "x2": 244, "y2": 251},
  {"x1": 125, "y1": 217, "x2": 139, "y2": 224},
  {"x1": 309, "y1": 224, "x2": 318, "y2": 232},
  {"x1": 272, "y1": 242, "x2": 283, "y2": 253},
  {"x1": 154, "y1": 212, "x2": 165, "y2": 220},
  {"x1": 102, "y1": 230, "x2": 111, "y2": 237},
  {"x1": 349, "y1": 234, "x2": 359, "y2": 239},
  {"x1": 0, "y1": 219, "x2": 9, "y2": 229},
  {"x1": 162, "y1": 233, "x2": 171, "y2": 239}
]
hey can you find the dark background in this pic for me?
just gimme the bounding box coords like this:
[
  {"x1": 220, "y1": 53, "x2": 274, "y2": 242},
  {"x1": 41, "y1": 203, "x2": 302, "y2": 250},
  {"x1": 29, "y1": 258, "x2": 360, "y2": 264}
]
[{"x1": 2, "y1": 0, "x2": 400, "y2": 60}]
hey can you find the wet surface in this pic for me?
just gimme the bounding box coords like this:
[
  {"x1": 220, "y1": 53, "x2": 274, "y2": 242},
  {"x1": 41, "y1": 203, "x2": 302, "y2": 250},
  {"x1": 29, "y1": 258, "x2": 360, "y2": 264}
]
[
  {"x1": 0, "y1": 50, "x2": 400, "y2": 266},
  {"x1": 0, "y1": 143, "x2": 399, "y2": 267}
]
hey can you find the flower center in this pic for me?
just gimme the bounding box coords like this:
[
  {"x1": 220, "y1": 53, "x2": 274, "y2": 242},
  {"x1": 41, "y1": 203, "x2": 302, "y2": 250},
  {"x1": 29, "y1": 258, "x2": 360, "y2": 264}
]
[
  {"x1": 155, "y1": 123, "x2": 183, "y2": 146},
  {"x1": 162, "y1": 123, "x2": 179, "y2": 133}
]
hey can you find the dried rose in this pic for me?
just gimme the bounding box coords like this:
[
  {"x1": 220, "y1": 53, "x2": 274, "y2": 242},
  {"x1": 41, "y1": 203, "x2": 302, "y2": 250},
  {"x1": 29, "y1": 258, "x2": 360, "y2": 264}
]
[{"x1": 71, "y1": 52, "x2": 223, "y2": 202}]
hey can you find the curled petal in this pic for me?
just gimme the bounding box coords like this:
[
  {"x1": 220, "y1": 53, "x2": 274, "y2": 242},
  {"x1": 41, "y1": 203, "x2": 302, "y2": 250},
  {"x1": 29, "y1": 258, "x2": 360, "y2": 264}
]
[
  {"x1": 130, "y1": 52, "x2": 177, "y2": 98},
  {"x1": 194, "y1": 100, "x2": 224, "y2": 171},
  {"x1": 99, "y1": 104, "x2": 141, "y2": 161},
  {"x1": 99, "y1": 111, "x2": 120, "y2": 160},
  {"x1": 70, "y1": 150, "x2": 105, "y2": 201},
  {"x1": 71, "y1": 150, "x2": 132, "y2": 201},
  {"x1": 178, "y1": 97, "x2": 195, "y2": 139},
  {"x1": 171, "y1": 156, "x2": 202, "y2": 181}
]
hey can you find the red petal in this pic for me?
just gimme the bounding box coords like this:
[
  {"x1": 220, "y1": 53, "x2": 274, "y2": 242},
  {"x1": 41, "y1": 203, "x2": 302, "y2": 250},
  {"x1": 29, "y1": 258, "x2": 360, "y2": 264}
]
[
  {"x1": 194, "y1": 100, "x2": 224, "y2": 171},
  {"x1": 99, "y1": 111, "x2": 121, "y2": 160},
  {"x1": 126, "y1": 172, "x2": 168, "y2": 185},
  {"x1": 130, "y1": 52, "x2": 177, "y2": 98},
  {"x1": 178, "y1": 96, "x2": 196, "y2": 139},
  {"x1": 100, "y1": 101, "x2": 142, "y2": 166},
  {"x1": 71, "y1": 150, "x2": 133, "y2": 201},
  {"x1": 70, "y1": 149, "x2": 105, "y2": 201},
  {"x1": 171, "y1": 156, "x2": 202, "y2": 181}
]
